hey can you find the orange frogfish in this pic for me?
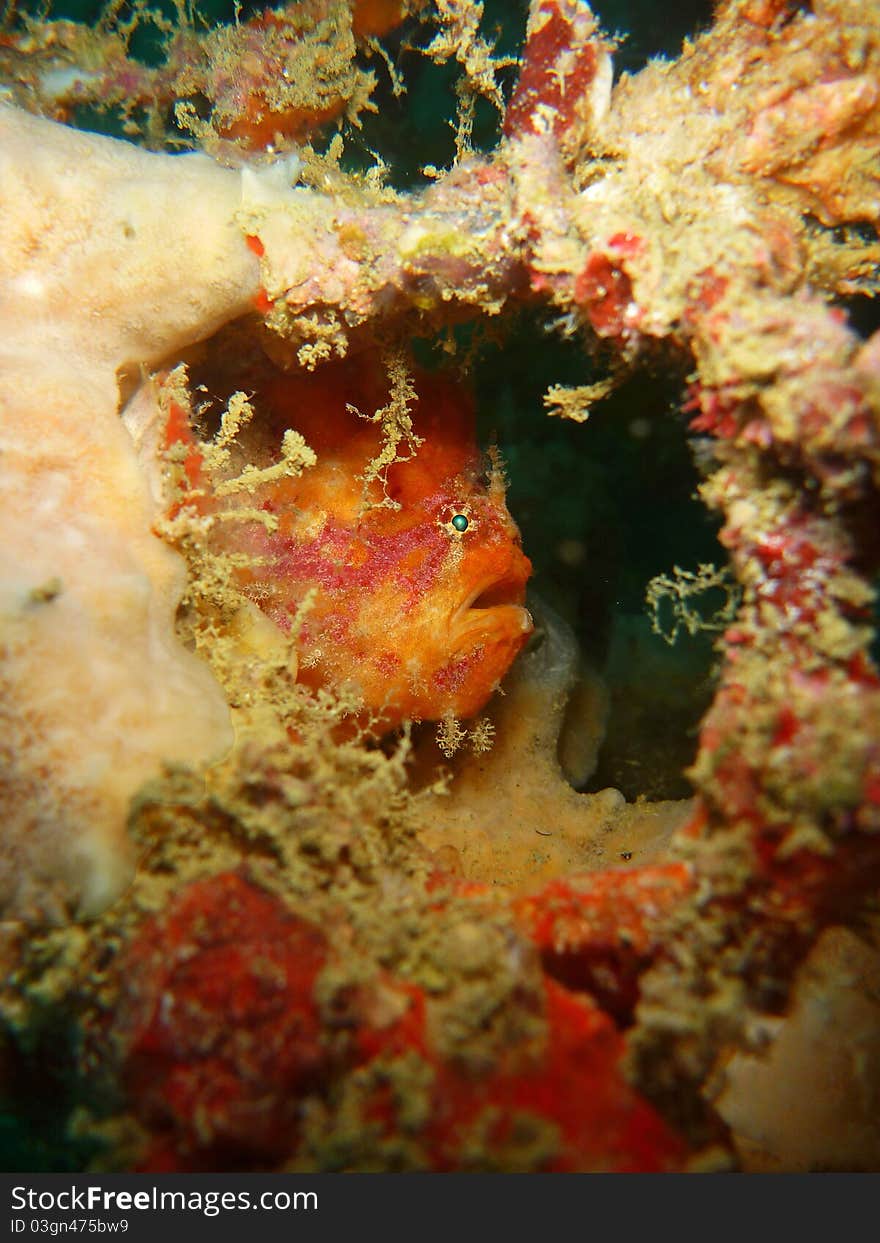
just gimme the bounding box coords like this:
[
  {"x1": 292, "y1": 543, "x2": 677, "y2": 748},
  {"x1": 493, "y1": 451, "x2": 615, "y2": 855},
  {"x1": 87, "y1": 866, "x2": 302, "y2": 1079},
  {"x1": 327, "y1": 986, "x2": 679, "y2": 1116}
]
[{"x1": 164, "y1": 352, "x2": 532, "y2": 728}]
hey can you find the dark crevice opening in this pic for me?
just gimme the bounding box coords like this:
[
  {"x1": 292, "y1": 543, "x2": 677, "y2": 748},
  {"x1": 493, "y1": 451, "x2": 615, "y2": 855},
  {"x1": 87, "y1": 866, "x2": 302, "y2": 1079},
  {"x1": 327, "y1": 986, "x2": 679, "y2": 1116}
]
[{"x1": 463, "y1": 313, "x2": 724, "y2": 802}]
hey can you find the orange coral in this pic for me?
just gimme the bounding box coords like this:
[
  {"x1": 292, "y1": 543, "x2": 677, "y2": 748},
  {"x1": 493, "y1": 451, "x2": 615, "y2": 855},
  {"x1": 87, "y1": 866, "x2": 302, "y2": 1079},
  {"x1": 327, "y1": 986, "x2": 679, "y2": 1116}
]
[{"x1": 352, "y1": 0, "x2": 409, "y2": 38}]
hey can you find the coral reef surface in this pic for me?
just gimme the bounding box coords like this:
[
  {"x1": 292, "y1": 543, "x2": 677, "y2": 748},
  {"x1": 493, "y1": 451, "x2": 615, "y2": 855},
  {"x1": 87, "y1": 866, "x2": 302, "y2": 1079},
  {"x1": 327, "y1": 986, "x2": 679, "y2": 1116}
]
[{"x1": 1, "y1": 0, "x2": 880, "y2": 1172}]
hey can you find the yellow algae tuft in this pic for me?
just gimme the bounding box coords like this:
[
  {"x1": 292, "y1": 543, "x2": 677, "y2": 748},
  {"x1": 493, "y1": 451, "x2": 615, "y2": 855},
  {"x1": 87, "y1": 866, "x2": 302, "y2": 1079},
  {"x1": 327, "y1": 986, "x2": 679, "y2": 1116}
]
[
  {"x1": 645, "y1": 563, "x2": 740, "y2": 647},
  {"x1": 351, "y1": 349, "x2": 423, "y2": 512}
]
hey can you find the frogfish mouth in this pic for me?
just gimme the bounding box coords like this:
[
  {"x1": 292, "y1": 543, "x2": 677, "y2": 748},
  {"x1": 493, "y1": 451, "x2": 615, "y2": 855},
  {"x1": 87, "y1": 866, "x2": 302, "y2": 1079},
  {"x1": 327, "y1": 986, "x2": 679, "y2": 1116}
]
[{"x1": 155, "y1": 351, "x2": 533, "y2": 728}]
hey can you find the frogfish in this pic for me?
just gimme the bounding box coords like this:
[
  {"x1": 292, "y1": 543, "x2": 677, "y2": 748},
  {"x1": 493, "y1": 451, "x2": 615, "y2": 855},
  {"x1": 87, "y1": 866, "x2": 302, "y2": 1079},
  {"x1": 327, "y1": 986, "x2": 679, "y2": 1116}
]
[{"x1": 160, "y1": 351, "x2": 533, "y2": 729}]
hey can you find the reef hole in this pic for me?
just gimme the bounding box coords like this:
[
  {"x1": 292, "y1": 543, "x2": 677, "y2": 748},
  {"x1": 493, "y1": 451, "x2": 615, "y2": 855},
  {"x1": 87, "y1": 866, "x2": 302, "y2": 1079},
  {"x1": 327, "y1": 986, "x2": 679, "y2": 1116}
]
[
  {"x1": 842, "y1": 293, "x2": 880, "y2": 342},
  {"x1": 153, "y1": 301, "x2": 725, "y2": 808},
  {"x1": 467, "y1": 314, "x2": 724, "y2": 802}
]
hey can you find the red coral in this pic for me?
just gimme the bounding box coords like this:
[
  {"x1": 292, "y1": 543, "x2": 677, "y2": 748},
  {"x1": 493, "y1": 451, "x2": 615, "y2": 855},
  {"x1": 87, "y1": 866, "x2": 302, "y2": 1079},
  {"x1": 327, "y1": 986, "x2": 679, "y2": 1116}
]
[
  {"x1": 512, "y1": 866, "x2": 694, "y2": 1023},
  {"x1": 424, "y1": 980, "x2": 685, "y2": 1172},
  {"x1": 504, "y1": 0, "x2": 608, "y2": 146},
  {"x1": 117, "y1": 874, "x2": 330, "y2": 1169},
  {"x1": 574, "y1": 253, "x2": 639, "y2": 339},
  {"x1": 337, "y1": 969, "x2": 685, "y2": 1171},
  {"x1": 115, "y1": 872, "x2": 685, "y2": 1172}
]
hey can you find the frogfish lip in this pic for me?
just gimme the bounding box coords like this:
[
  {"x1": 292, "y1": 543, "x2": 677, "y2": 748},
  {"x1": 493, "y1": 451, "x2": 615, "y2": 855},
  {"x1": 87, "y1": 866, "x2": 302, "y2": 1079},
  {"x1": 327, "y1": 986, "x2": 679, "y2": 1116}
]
[{"x1": 450, "y1": 566, "x2": 534, "y2": 650}]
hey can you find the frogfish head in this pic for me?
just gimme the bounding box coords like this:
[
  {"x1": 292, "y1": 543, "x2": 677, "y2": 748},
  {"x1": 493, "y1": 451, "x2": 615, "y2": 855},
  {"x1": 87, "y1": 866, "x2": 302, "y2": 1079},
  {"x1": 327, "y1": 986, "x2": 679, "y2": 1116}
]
[{"x1": 179, "y1": 352, "x2": 533, "y2": 729}]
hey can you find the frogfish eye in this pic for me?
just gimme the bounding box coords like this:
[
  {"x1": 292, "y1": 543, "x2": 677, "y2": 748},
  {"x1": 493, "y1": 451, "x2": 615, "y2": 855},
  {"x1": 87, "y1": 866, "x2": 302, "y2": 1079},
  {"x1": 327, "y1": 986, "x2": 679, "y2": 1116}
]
[{"x1": 451, "y1": 513, "x2": 469, "y2": 532}]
